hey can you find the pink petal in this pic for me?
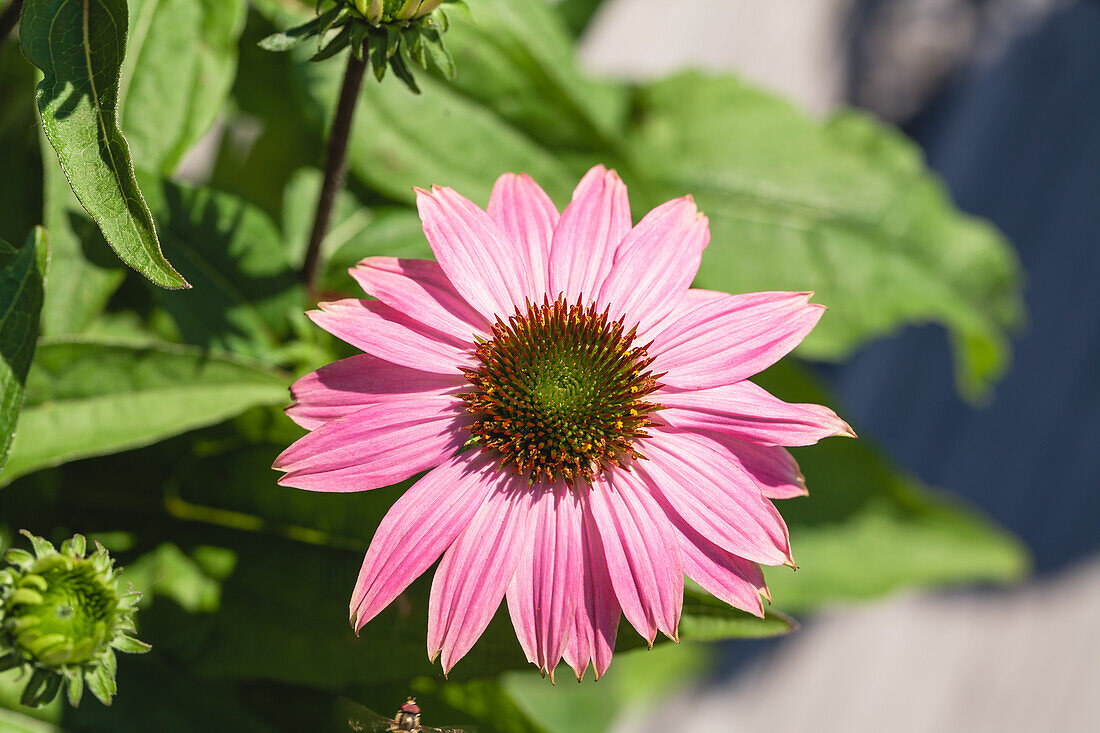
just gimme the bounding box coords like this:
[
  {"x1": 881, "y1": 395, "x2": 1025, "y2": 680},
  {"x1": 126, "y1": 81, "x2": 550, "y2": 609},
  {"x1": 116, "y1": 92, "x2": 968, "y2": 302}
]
[
  {"x1": 273, "y1": 395, "x2": 468, "y2": 493},
  {"x1": 597, "y1": 197, "x2": 710, "y2": 334},
  {"x1": 586, "y1": 472, "x2": 683, "y2": 645},
  {"x1": 488, "y1": 173, "x2": 559, "y2": 303},
  {"x1": 650, "y1": 292, "x2": 825, "y2": 388},
  {"x1": 350, "y1": 257, "x2": 490, "y2": 342},
  {"x1": 645, "y1": 287, "x2": 726, "y2": 339},
  {"x1": 506, "y1": 480, "x2": 582, "y2": 677},
  {"x1": 350, "y1": 451, "x2": 505, "y2": 629},
  {"x1": 658, "y1": 380, "x2": 855, "y2": 447},
  {"x1": 563, "y1": 510, "x2": 622, "y2": 681},
  {"x1": 416, "y1": 186, "x2": 534, "y2": 321},
  {"x1": 309, "y1": 299, "x2": 474, "y2": 374},
  {"x1": 666, "y1": 510, "x2": 768, "y2": 617},
  {"x1": 703, "y1": 432, "x2": 808, "y2": 500},
  {"x1": 638, "y1": 430, "x2": 793, "y2": 566},
  {"x1": 548, "y1": 165, "x2": 631, "y2": 303},
  {"x1": 428, "y1": 480, "x2": 534, "y2": 674},
  {"x1": 287, "y1": 354, "x2": 465, "y2": 430}
]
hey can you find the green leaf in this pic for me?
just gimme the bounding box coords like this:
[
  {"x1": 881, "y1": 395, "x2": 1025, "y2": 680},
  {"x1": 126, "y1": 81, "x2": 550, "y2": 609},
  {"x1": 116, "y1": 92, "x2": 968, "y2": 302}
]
[
  {"x1": 0, "y1": 339, "x2": 289, "y2": 486},
  {"x1": 755, "y1": 363, "x2": 1029, "y2": 611},
  {"x1": 19, "y1": 0, "x2": 189, "y2": 289},
  {"x1": 625, "y1": 72, "x2": 1023, "y2": 398},
  {"x1": 138, "y1": 175, "x2": 303, "y2": 359},
  {"x1": 117, "y1": 0, "x2": 248, "y2": 174},
  {"x1": 37, "y1": 131, "x2": 126, "y2": 336},
  {"x1": 0, "y1": 229, "x2": 46, "y2": 475},
  {"x1": 442, "y1": 0, "x2": 628, "y2": 154}
]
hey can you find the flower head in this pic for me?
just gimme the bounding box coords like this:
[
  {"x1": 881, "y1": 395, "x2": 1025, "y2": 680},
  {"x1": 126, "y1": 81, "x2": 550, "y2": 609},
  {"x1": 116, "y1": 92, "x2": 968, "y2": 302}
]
[
  {"x1": 0, "y1": 532, "x2": 149, "y2": 707},
  {"x1": 274, "y1": 166, "x2": 854, "y2": 679}
]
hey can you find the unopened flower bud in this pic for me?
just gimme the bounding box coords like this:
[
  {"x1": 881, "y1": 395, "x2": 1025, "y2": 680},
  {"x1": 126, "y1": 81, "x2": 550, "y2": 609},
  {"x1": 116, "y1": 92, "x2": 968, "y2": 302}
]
[
  {"x1": 354, "y1": 0, "x2": 446, "y2": 23},
  {"x1": 0, "y1": 532, "x2": 149, "y2": 708},
  {"x1": 259, "y1": 0, "x2": 458, "y2": 92}
]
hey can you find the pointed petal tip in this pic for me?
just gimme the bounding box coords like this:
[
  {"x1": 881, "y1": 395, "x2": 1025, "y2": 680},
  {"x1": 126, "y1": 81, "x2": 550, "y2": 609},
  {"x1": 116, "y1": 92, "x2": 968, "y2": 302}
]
[{"x1": 784, "y1": 557, "x2": 800, "y2": 571}]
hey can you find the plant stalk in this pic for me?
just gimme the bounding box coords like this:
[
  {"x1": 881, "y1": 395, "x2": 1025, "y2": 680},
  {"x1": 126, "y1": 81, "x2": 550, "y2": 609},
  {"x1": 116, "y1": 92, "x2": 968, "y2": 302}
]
[
  {"x1": 0, "y1": 0, "x2": 24, "y2": 47},
  {"x1": 301, "y1": 43, "x2": 368, "y2": 295}
]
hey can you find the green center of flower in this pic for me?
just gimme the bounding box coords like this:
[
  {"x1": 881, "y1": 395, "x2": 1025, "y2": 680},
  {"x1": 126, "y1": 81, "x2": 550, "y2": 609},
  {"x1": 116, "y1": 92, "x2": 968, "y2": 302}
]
[
  {"x1": 9, "y1": 557, "x2": 117, "y2": 665},
  {"x1": 462, "y1": 298, "x2": 664, "y2": 485}
]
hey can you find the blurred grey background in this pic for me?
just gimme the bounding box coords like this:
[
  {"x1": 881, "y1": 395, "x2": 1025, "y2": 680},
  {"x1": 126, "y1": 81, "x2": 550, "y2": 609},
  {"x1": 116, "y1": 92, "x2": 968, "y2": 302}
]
[{"x1": 574, "y1": 1, "x2": 1100, "y2": 731}]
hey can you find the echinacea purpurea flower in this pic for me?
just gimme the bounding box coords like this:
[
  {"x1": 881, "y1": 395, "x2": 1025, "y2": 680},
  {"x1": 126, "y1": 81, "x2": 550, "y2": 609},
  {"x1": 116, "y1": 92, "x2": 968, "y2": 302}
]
[{"x1": 274, "y1": 166, "x2": 854, "y2": 679}]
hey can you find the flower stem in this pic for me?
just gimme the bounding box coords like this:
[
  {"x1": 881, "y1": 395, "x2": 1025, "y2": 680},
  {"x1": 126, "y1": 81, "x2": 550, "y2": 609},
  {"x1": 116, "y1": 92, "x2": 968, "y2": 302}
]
[
  {"x1": 301, "y1": 43, "x2": 368, "y2": 295},
  {"x1": 0, "y1": 0, "x2": 24, "y2": 47}
]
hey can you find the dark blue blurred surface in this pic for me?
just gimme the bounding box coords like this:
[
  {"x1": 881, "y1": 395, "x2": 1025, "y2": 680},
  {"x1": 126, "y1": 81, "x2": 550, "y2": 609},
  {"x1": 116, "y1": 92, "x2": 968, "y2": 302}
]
[{"x1": 823, "y1": 0, "x2": 1100, "y2": 574}]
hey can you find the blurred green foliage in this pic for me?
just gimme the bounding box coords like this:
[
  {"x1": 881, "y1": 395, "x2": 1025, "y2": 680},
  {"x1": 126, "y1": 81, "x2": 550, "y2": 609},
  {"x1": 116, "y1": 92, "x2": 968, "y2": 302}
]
[{"x1": 0, "y1": 0, "x2": 1028, "y2": 730}]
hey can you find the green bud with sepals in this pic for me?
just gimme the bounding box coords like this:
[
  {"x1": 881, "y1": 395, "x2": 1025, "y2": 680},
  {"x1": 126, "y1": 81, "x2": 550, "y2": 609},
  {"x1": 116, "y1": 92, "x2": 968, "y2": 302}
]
[
  {"x1": 0, "y1": 532, "x2": 149, "y2": 708},
  {"x1": 259, "y1": 0, "x2": 463, "y2": 93}
]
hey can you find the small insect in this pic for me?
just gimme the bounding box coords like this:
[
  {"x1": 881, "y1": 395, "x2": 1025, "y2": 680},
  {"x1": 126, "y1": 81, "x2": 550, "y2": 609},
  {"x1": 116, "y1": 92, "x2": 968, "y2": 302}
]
[{"x1": 341, "y1": 696, "x2": 470, "y2": 733}]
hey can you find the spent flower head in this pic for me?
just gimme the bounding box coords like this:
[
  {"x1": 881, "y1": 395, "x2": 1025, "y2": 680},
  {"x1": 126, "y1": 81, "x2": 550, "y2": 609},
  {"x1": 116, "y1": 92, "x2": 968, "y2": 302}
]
[
  {"x1": 259, "y1": 0, "x2": 461, "y2": 92},
  {"x1": 0, "y1": 532, "x2": 149, "y2": 708},
  {"x1": 275, "y1": 166, "x2": 855, "y2": 680}
]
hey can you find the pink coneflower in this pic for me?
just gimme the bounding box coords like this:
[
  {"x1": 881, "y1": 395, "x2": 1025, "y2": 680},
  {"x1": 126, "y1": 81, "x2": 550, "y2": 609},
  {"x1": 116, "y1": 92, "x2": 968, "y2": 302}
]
[{"x1": 274, "y1": 166, "x2": 853, "y2": 680}]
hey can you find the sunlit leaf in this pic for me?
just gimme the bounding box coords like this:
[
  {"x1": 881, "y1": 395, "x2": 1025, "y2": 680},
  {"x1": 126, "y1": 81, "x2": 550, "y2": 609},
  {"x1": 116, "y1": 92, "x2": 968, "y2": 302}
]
[
  {"x1": 20, "y1": 0, "x2": 189, "y2": 288},
  {"x1": 0, "y1": 339, "x2": 288, "y2": 486},
  {"x1": 626, "y1": 73, "x2": 1023, "y2": 397},
  {"x1": 117, "y1": 0, "x2": 247, "y2": 174}
]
